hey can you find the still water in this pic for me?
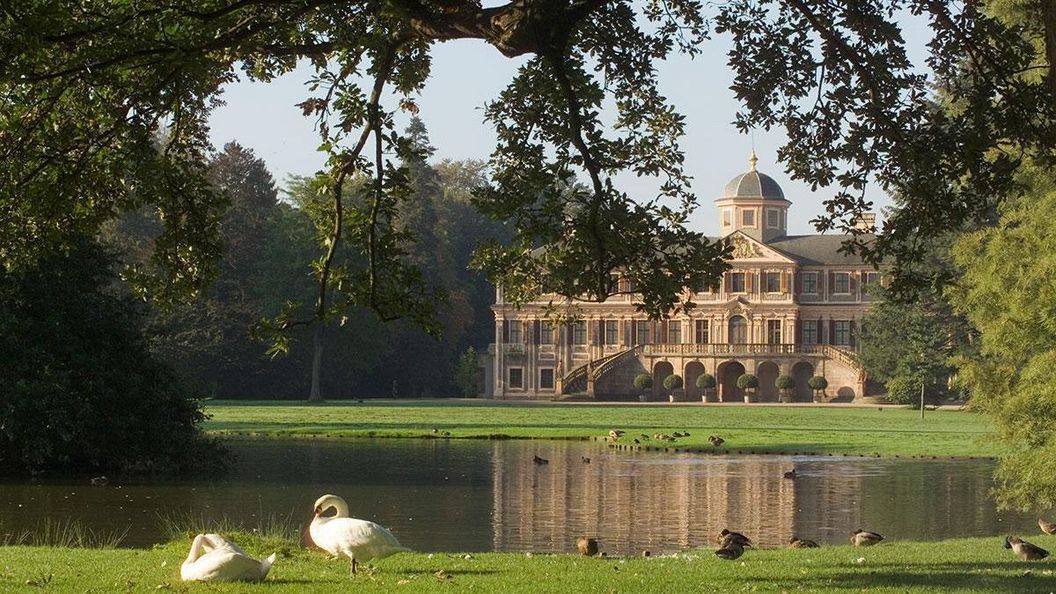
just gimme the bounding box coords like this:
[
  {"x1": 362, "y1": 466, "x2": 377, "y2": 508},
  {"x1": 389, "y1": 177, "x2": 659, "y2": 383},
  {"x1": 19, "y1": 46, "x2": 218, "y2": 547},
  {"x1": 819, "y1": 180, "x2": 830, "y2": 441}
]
[{"x1": 0, "y1": 439, "x2": 1035, "y2": 554}]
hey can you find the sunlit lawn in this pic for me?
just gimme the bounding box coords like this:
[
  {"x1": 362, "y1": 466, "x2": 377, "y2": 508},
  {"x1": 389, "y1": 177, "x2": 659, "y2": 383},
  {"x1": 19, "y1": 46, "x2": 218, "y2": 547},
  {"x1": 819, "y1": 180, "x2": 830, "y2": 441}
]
[
  {"x1": 202, "y1": 400, "x2": 999, "y2": 457},
  {"x1": 1, "y1": 534, "x2": 1053, "y2": 593}
]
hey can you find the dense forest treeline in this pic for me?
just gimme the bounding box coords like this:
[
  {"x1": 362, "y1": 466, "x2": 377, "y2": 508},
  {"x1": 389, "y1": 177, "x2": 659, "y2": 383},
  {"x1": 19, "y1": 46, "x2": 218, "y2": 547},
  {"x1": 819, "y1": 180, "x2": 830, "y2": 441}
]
[{"x1": 108, "y1": 122, "x2": 510, "y2": 399}]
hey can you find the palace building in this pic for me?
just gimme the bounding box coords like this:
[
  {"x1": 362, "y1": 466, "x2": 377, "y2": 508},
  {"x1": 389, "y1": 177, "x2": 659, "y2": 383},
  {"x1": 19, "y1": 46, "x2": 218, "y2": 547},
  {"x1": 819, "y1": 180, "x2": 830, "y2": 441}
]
[{"x1": 485, "y1": 153, "x2": 879, "y2": 402}]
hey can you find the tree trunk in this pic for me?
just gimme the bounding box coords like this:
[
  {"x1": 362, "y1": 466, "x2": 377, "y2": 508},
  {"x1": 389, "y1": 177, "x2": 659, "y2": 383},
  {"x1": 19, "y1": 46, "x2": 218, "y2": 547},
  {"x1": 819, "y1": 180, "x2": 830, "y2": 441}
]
[{"x1": 308, "y1": 324, "x2": 325, "y2": 402}]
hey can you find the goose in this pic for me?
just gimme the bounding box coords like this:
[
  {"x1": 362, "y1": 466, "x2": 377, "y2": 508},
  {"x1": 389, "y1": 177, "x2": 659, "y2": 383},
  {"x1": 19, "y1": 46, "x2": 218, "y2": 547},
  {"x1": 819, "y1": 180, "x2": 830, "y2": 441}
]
[
  {"x1": 718, "y1": 528, "x2": 752, "y2": 547},
  {"x1": 789, "y1": 536, "x2": 819, "y2": 548},
  {"x1": 180, "y1": 533, "x2": 276, "y2": 582},
  {"x1": 714, "y1": 541, "x2": 746, "y2": 560},
  {"x1": 1006, "y1": 536, "x2": 1049, "y2": 561},
  {"x1": 309, "y1": 494, "x2": 410, "y2": 575},
  {"x1": 709, "y1": 435, "x2": 725, "y2": 447},
  {"x1": 783, "y1": 469, "x2": 796, "y2": 479},
  {"x1": 576, "y1": 536, "x2": 598, "y2": 556},
  {"x1": 850, "y1": 529, "x2": 884, "y2": 546},
  {"x1": 1039, "y1": 519, "x2": 1056, "y2": 535}
]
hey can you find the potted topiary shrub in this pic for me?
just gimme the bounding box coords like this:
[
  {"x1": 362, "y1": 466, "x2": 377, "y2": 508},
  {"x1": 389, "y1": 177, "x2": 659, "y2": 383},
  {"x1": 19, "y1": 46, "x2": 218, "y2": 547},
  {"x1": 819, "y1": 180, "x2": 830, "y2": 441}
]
[
  {"x1": 737, "y1": 373, "x2": 759, "y2": 403},
  {"x1": 696, "y1": 373, "x2": 716, "y2": 402},
  {"x1": 634, "y1": 373, "x2": 653, "y2": 402},
  {"x1": 808, "y1": 375, "x2": 829, "y2": 402},
  {"x1": 776, "y1": 374, "x2": 795, "y2": 403},
  {"x1": 663, "y1": 374, "x2": 684, "y2": 402}
]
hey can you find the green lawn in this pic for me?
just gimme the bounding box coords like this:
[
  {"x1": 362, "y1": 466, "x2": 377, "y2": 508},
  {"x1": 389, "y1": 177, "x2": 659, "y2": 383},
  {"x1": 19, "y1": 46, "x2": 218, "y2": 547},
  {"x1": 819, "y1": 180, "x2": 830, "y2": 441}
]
[
  {"x1": 2, "y1": 534, "x2": 1053, "y2": 593},
  {"x1": 202, "y1": 400, "x2": 1000, "y2": 457}
]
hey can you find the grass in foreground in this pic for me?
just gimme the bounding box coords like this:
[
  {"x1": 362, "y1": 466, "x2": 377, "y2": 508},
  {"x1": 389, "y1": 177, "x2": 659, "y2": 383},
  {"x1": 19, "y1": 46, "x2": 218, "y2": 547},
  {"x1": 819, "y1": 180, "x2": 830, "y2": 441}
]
[
  {"x1": 2, "y1": 533, "x2": 1054, "y2": 593},
  {"x1": 203, "y1": 400, "x2": 999, "y2": 458}
]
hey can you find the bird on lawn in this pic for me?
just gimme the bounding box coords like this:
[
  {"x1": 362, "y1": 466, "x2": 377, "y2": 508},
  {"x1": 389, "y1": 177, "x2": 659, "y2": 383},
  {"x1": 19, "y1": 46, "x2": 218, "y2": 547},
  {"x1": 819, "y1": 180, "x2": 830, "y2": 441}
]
[
  {"x1": 309, "y1": 494, "x2": 410, "y2": 576},
  {"x1": 576, "y1": 536, "x2": 599, "y2": 556},
  {"x1": 718, "y1": 528, "x2": 752, "y2": 548},
  {"x1": 709, "y1": 435, "x2": 725, "y2": 447},
  {"x1": 533, "y1": 455, "x2": 549, "y2": 465},
  {"x1": 714, "y1": 541, "x2": 746, "y2": 560},
  {"x1": 581, "y1": 456, "x2": 591, "y2": 464},
  {"x1": 850, "y1": 529, "x2": 884, "y2": 546},
  {"x1": 181, "y1": 533, "x2": 276, "y2": 582},
  {"x1": 1005, "y1": 536, "x2": 1049, "y2": 561},
  {"x1": 1039, "y1": 518, "x2": 1056, "y2": 535},
  {"x1": 783, "y1": 469, "x2": 796, "y2": 479},
  {"x1": 788, "y1": 536, "x2": 819, "y2": 548}
]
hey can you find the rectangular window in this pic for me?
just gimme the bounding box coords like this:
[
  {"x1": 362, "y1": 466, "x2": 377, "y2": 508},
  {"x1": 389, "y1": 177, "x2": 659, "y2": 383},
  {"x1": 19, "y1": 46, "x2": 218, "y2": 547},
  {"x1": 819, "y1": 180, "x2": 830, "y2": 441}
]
[
  {"x1": 625, "y1": 279, "x2": 637, "y2": 293},
  {"x1": 539, "y1": 368, "x2": 554, "y2": 390},
  {"x1": 863, "y1": 272, "x2": 879, "y2": 288},
  {"x1": 767, "y1": 319, "x2": 782, "y2": 344},
  {"x1": 834, "y1": 320, "x2": 851, "y2": 346},
  {"x1": 802, "y1": 272, "x2": 818, "y2": 294},
  {"x1": 730, "y1": 272, "x2": 746, "y2": 293},
  {"x1": 802, "y1": 320, "x2": 818, "y2": 345},
  {"x1": 722, "y1": 208, "x2": 732, "y2": 226},
  {"x1": 540, "y1": 321, "x2": 554, "y2": 344},
  {"x1": 604, "y1": 320, "x2": 619, "y2": 345},
  {"x1": 508, "y1": 321, "x2": 522, "y2": 344},
  {"x1": 834, "y1": 272, "x2": 850, "y2": 294},
  {"x1": 607, "y1": 274, "x2": 620, "y2": 294},
  {"x1": 766, "y1": 208, "x2": 780, "y2": 228},
  {"x1": 742, "y1": 209, "x2": 755, "y2": 226},
  {"x1": 572, "y1": 321, "x2": 587, "y2": 345},
  {"x1": 668, "y1": 322, "x2": 681, "y2": 344},
  {"x1": 765, "y1": 271, "x2": 781, "y2": 293},
  {"x1": 695, "y1": 319, "x2": 710, "y2": 344},
  {"x1": 508, "y1": 367, "x2": 523, "y2": 389},
  {"x1": 635, "y1": 320, "x2": 651, "y2": 345}
]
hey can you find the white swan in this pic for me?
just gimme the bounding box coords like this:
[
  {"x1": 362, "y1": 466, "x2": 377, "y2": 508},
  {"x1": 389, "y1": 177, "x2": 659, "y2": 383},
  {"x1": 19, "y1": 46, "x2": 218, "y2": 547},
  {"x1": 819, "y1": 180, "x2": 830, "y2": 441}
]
[
  {"x1": 180, "y1": 533, "x2": 276, "y2": 582},
  {"x1": 309, "y1": 494, "x2": 410, "y2": 575}
]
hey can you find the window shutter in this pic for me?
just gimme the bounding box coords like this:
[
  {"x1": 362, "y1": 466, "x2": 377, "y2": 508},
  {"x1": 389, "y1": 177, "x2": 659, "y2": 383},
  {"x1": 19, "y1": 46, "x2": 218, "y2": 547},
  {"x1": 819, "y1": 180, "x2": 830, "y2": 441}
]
[
  {"x1": 660, "y1": 320, "x2": 668, "y2": 344},
  {"x1": 725, "y1": 272, "x2": 732, "y2": 293},
  {"x1": 850, "y1": 320, "x2": 857, "y2": 348},
  {"x1": 624, "y1": 320, "x2": 632, "y2": 347},
  {"x1": 818, "y1": 317, "x2": 825, "y2": 344},
  {"x1": 746, "y1": 271, "x2": 754, "y2": 293},
  {"x1": 502, "y1": 320, "x2": 510, "y2": 343},
  {"x1": 829, "y1": 319, "x2": 836, "y2": 345},
  {"x1": 780, "y1": 271, "x2": 789, "y2": 293},
  {"x1": 631, "y1": 321, "x2": 637, "y2": 345},
  {"x1": 522, "y1": 320, "x2": 529, "y2": 343},
  {"x1": 596, "y1": 320, "x2": 603, "y2": 346},
  {"x1": 850, "y1": 272, "x2": 858, "y2": 297},
  {"x1": 794, "y1": 272, "x2": 801, "y2": 294},
  {"x1": 829, "y1": 272, "x2": 835, "y2": 296},
  {"x1": 533, "y1": 320, "x2": 541, "y2": 344},
  {"x1": 796, "y1": 318, "x2": 802, "y2": 344}
]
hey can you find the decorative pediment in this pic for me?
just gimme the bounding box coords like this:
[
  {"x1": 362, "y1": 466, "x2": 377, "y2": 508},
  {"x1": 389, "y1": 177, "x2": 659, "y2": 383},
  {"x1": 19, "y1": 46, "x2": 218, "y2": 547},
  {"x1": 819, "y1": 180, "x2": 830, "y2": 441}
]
[
  {"x1": 725, "y1": 296, "x2": 752, "y2": 313},
  {"x1": 727, "y1": 231, "x2": 796, "y2": 264}
]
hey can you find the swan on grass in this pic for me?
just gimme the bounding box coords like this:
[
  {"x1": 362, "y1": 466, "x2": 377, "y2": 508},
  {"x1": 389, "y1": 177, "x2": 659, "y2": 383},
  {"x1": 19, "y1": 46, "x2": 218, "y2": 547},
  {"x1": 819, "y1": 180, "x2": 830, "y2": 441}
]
[
  {"x1": 309, "y1": 493, "x2": 410, "y2": 575},
  {"x1": 180, "y1": 533, "x2": 276, "y2": 582}
]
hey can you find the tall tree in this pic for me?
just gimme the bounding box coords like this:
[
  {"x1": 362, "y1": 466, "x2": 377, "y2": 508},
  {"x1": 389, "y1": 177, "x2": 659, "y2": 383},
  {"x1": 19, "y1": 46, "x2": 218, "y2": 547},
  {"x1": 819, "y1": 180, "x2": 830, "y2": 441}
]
[
  {"x1": 949, "y1": 164, "x2": 1056, "y2": 511},
  {"x1": 3, "y1": 2, "x2": 1054, "y2": 335}
]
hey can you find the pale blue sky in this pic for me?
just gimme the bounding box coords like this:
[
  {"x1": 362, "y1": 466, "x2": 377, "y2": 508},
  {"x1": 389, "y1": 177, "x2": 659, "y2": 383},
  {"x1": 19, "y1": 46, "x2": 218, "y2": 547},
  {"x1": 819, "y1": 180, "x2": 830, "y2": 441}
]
[{"x1": 208, "y1": 35, "x2": 896, "y2": 237}]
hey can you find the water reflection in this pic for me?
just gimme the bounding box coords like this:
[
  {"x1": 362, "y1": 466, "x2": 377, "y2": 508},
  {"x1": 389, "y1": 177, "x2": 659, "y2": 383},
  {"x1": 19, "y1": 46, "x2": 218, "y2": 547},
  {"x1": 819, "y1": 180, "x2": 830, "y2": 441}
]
[{"x1": 0, "y1": 439, "x2": 1035, "y2": 553}]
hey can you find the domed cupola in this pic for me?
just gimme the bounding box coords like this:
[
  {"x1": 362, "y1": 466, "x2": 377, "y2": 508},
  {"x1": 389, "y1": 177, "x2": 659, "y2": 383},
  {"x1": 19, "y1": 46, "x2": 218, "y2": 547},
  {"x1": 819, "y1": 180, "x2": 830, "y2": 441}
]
[{"x1": 716, "y1": 151, "x2": 791, "y2": 243}]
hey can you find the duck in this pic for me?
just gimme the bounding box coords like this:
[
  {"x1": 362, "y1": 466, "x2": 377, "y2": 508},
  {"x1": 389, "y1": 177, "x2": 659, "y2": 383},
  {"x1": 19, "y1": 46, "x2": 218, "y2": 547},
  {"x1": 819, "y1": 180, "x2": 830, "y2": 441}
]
[
  {"x1": 180, "y1": 533, "x2": 276, "y2": 582},
  {"x1": 1005, "y1": 535, "x2": 1049, "y2": 560},
  {"x1": 309, "y1": 494, "x2": 410, "y2": 575},
  {"x1": 718, "y1": 528, "x2": 752, "y2": 547},
  {"x1": 533, "y1": 455, "x2": 549, "y2": 465},
  {"x1": 709, "y1": 435, "x2": 725, "y2": 447},
  {"x1": 1039, "y1": 518, "x2": 1056, "y2": 535},
  {"x1": 850, "y1": 529, "x2": 884, "y2": 546},
  {"x1": 576, "y1": 536, "x2": 598, "y2": 556},
  {"x1": 714, "y1": 541, "x2": 746, "y2": 560},
  {"x1": 783, "y1": 469, "x2": 796, "y2": 479},
  {"x1": 609, "y1": 430, "x2": 624, "y2": 440},
  {"x1": 789, "y1": 536, "x2": 819, "y2": 548}
]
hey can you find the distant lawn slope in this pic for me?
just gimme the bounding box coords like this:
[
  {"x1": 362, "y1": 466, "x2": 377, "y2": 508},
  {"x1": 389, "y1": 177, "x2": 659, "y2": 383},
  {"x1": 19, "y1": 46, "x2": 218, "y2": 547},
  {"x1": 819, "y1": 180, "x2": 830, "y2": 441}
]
[
  {"x1": 1, "y1": 535, "x2": 1052, "y2": 593},
  {"x1": 202, "y1": 401, "x2": 999, "y2": 458}
]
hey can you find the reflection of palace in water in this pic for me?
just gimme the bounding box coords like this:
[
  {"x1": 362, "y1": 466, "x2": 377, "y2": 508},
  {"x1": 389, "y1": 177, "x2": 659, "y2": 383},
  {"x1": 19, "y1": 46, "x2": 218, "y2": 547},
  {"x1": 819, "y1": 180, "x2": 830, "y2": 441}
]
[{"x1": 489, "y1": 442, "x2": 1014, "y2": 554}]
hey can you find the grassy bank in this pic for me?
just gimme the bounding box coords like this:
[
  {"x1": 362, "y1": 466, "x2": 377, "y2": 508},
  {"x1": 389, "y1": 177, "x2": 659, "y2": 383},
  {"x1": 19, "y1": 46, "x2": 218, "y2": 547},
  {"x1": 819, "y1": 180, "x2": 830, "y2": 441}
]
[
  {"x1": 2, "y1": 533, "x2": 1053, "y2": 593},
  {"x1": 202, "y1": 401, "x2": 999, "y2": 457}
]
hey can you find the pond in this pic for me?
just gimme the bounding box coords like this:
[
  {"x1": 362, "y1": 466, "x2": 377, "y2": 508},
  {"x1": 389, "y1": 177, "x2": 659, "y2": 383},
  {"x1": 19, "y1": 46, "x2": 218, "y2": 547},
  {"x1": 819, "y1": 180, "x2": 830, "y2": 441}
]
[{"x1": 0, "y1": 439, "x2": 1035, "y2": 554}]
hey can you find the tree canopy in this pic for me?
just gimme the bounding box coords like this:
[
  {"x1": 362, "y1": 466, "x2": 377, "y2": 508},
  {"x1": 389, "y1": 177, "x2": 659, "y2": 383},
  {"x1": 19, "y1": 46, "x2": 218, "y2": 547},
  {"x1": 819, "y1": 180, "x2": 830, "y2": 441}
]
[{"x1": 2, "y1": 2, "x2": 1055, "y2": 327}]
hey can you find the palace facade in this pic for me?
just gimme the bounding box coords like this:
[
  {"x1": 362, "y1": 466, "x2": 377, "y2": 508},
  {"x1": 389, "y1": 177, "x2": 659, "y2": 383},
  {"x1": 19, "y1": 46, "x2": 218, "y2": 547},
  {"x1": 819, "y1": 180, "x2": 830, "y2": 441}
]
[{"x1": 485, "y1": 154, "x2": 879, "y2": 402}]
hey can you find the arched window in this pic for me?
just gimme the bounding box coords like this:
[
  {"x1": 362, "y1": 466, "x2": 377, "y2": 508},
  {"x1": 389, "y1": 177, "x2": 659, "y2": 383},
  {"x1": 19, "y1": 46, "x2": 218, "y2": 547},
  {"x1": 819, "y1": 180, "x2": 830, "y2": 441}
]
[{"x1": 728, "y1": 315, "x2": 748, "y2": 344}]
